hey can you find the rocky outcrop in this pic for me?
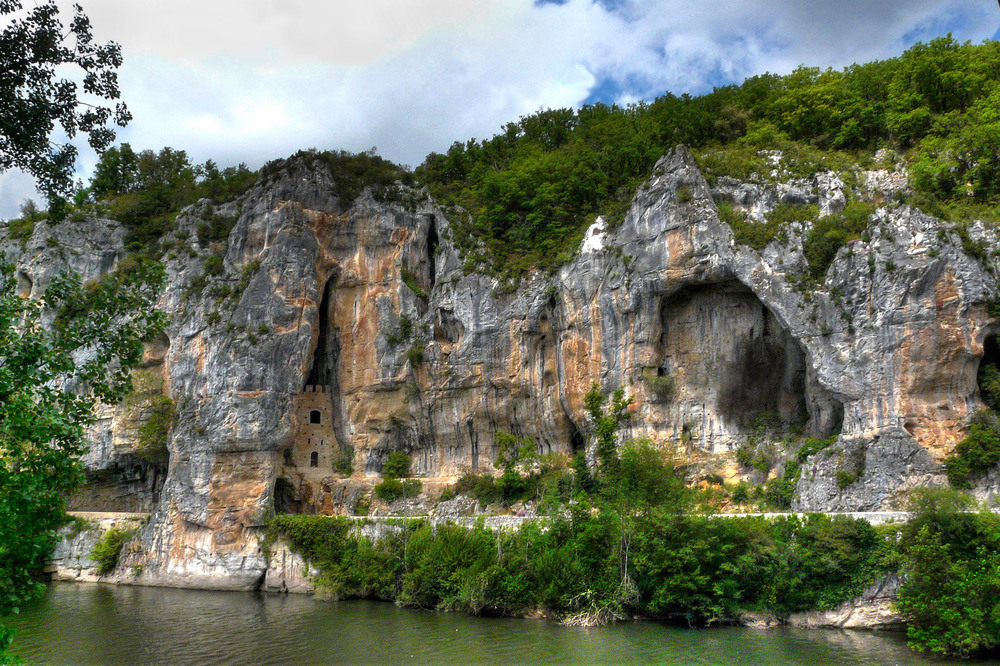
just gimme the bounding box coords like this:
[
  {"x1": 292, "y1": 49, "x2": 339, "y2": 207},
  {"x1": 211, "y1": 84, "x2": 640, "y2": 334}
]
[
  {"x1": 786, "y1": 574, "x2": 904, "y2": 629},
  {"x1": 9, "y1": 145, "x2": 1000, "y2": 589},
  {"x1": 47, "y1": 513, "x2": 148, "y2": 583}
]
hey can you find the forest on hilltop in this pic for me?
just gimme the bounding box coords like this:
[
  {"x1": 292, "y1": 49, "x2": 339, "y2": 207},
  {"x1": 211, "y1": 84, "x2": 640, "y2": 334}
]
[{"x1": 416, "y1": 36, "x2": 1000, "y2": 284}]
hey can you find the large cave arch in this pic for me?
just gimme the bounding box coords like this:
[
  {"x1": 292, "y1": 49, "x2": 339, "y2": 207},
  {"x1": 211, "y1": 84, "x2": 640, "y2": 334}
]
[{"x1": 652, "y1": 280, "x2": 842, "y2": 449}]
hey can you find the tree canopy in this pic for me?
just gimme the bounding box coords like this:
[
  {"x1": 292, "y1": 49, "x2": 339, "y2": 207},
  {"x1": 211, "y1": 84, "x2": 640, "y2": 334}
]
[
  {"x1": 0, "y1": 1, "x2": 130, "y2": 206},
  {"x1": 0, "y1": 257, "x2": 166, "y2": 652},
  {"x1": 416, "y1": 36, "x2": 1000, "y2": 285}
]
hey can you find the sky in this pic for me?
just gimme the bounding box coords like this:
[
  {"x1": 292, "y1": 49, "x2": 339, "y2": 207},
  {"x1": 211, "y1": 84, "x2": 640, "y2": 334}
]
[{"x1": 2, "y1": 0, "x2": 1000, "y2": 219}]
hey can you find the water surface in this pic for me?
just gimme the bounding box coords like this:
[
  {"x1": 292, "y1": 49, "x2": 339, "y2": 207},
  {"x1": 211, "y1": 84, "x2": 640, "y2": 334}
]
[{"x1": 6, "y1": 582, "x2": 991, "y2": 664}]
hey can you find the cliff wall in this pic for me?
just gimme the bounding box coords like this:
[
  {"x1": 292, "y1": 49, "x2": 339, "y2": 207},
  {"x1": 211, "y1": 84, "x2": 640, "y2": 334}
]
[{"x1": 5, "y1": 145, "x2": 998, "y2": 589}]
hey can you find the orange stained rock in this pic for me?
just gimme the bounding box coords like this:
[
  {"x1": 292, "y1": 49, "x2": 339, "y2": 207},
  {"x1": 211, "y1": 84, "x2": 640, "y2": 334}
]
[{"x1": 897, "y1": 267, "x2": 976, "y2": 458}]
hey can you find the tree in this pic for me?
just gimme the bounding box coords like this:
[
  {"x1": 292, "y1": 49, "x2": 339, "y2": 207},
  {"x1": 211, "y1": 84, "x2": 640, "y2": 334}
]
[
  {"x1": 584, "y1": 383, "x2": 631, "y2": 471},
  {"x1": 896, "y1": 489, "x2": 1000, "y2": 657},
  {"x1": 88, "y1": 143, "x2": 139, "y2": 200},
  {"x1": 0, "y1": 257, "x2": 166, "y2": 653},
  {"x1": 0, "y1": 1, "x2": 130, "y2": 205}
]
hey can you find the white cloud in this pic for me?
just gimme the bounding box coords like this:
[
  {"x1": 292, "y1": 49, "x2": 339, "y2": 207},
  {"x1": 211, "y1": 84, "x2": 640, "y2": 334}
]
[
  {"x1": 0, "y1": 171, "x2": 41, "y2": 220},
  {"x1": 2, "y1": 0, "x2": 998, "y2": 219}
]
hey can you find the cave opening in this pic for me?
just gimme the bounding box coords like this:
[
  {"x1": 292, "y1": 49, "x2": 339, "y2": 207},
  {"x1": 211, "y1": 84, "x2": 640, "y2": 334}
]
[
  {"x1": 656, "y1": 280, "x2": 842, "y2": 441},
  {"x1": 434, "y1": 308, "x2": 465, "y2": 345},
  {"x1": 568, "y1": 419, "x2": 585, "y2": 453},
  {"x1": 274, "y1": 478, "x2": 300, "y2": 514},
  {"x1": 978, "y1": 333, "x2": 1000, "y2": 411},
  {"x1": 306, "y1": 275, "x2": 341, "y2": 389},
  {"x1": 16, "y1": 271, "x2": 31, "y2": 297},
  {"x1": 426, "y1": 214, "x2": 438, "y2": 290}
]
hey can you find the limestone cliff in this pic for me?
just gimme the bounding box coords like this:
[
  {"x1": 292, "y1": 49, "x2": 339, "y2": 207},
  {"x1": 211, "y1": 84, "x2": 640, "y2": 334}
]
[{"x1": 5, "y1": 145, "x2": 998, "y2": 589}]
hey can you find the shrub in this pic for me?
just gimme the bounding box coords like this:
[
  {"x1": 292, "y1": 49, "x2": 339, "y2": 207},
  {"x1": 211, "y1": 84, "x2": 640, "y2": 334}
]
[
  {"x1": 802, "y1": 201, "x2": 873, "y2": 281},
  {"x1": 719, "y1": 201, "x2": 818, "y2": 252},
  {"x1": 90, "y1": 526, "x2": 138, "y2": 575},
  {"x1": 978, "y1": 363, "x2": 1000, "y2": 411},
  {"x1": 836, "y1": 469, "x2": 860, "y2": 489},
  {"x1": 7, "y1": 216, "x2": 35, "y2": 244},
  {"x1": 265, "y1": 509, "x2": 894, "y2": 627},
  {"x1": 642, "y1": 374, "x2": 675, "y2": 402},
  {"x1": 407, "y1": 343, "x2": 425, "y2": 366},
  {"x1": 333, "y1": 446, "x2": 354, "y2": 477},
  {"x1": 382, "y1": 452, "x2": 411, "y2": 478},
  {"x1": 600, "y1": 439, "x2": 687, "y2": 513},
  {"x1": 454, "y1": 472, "x2": 500, "y2": 507},
  {"x1": 945, "y1": 410, "x2": 1000, "y2": 488},
  {"x1": 136, "y1": 396, "x2": 174, "y2": 466},
  {"x1": 203, "y1": 254, "x2": 224, "y2": 276},
  {"x1": 796, "y1": 434, "x2": 837, "y2": 462},
  {"x1": 197, "y1": 213, "x2": 236, "y2": 245},
  {"x1": 762, "y1": 459, "x2": 800, "y2": 509},
  {"x1": 401, "y1": 268, "x2": 428, "y2": 299},
  {"x1": 730, "y1": 481, "x2": 752, "y2": 505},
  {"x1": 374, "y1": 478, "x2": 422, "y2": 503}
]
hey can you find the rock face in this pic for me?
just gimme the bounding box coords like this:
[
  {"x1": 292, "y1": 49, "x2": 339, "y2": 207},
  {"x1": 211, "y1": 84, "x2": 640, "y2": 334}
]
[
  {"x1": 47, "y1": 513, "x2": 149, "y2": 583},
  {"x1": 7, "y1": 146, "x2": 999, "y2": 589}
]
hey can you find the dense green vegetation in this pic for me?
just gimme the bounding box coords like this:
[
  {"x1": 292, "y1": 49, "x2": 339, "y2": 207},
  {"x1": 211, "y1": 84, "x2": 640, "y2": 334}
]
[
  {"x1": 86, "y1": 144, "x2": 256, "y2": 253},
  {"x1": 802, "y1": 202, "x2": 875, "y2": 280},
  {"x1": 946, "y1": 345, "x2": 1000, "y2": 488},
  {"x1": 266, "y1": 510, "x2": 892, "y2": 626},
  {"x1": 10, "y1": 37, "x2": 1000, "y2": 289},
  {"x1": 945, "y1": 410, "x2": 1000, "y2": 488},
  {"x1": 416, "y1": 37, "x2": 1000, "y2": 284},
  {"x1": 896, "y1": 489, "x2": 1000, "y2": 656}
]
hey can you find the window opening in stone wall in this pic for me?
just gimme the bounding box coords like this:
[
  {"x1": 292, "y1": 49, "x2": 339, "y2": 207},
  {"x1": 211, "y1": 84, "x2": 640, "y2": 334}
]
[
  {"x1": 310, "y1": 410, "x2": 321, "y2": 424},
  {"x1": 283, "y1": 449, "x2": 292, "y2": 465},
  {"x1": 310, "y1": 451, "x2": 318, "y2": 467}
]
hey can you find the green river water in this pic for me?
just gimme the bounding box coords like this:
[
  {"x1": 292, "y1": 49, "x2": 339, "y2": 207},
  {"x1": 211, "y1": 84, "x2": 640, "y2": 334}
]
[{"x1": 5, "y1": 582, "x2": 994, "y2": 664}]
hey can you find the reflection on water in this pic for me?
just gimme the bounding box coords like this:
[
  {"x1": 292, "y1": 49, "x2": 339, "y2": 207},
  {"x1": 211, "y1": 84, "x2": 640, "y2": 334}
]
[{"x1": 5, "y1": 582, "x2": 993, "y2": 664}]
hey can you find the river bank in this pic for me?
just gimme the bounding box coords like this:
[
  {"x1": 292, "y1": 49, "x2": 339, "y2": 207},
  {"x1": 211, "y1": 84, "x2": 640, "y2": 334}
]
[{"x1": 49, "y1": 511, "x2": 905, "y2": 631}]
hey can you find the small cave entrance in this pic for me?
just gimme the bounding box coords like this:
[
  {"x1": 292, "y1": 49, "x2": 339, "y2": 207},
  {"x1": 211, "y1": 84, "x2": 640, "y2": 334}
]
[
  {"x1": 274, "y1": 477, "x2": 301, "y2": 514},
  {"x1": 978, "y1": 333, "x2": 1000, "y2": 410},
  {"x1": 656, "y1": 280, "x2": 842, "y2": 439},
  {"x1": 306, "y1": 275, "x2": 341, "y2": 390},
  {"x1": 568, "y1": 419, "x2": 585, "y2": 454},
  {"x1": 434, "y1": 308, "x2": 465, "y2": 346},
  {"x1": 16, "y1": 271, "x2": 31, "y2": 297}
]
